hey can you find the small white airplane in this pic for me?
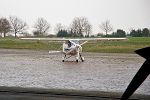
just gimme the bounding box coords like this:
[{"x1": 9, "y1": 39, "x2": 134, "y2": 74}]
[{"x1": 15, "y1": 38, "x2": 129, "y2": 62}]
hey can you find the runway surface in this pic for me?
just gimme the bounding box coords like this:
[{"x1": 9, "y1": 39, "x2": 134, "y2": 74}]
[{"x1": 0, "y1": 49, "x2": 149, "y2": 99}]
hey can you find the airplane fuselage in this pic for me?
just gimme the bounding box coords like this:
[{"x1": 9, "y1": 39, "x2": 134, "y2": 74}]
[
  {"x1": 64, "y1": 40, "x2": 82, "y2": 56},
  {"x1": 64, "y1": 46, "x2": 82, "y2": 55}
]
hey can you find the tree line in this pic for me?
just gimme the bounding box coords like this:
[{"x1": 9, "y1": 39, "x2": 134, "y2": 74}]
[
  {"x1": 0, "y1": 15, "x2": 149, "y2": 37},
  {"x1": 54, "y1": 17, "x2": 92, "y2": 37},
  {"x1": 129, "y1": 28, "x2": 150, "y2": 37},
  {"x1": 98, "y1": 20, "x2": 150, "y2": 37},
  {"x1": 102, "y1": 28, "x2": 150, "y2": 37}
]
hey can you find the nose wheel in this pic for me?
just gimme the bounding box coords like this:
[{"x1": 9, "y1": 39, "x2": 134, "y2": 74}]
[{"x1": 62, "y1": 55, "x2": 66, "y2": 62}]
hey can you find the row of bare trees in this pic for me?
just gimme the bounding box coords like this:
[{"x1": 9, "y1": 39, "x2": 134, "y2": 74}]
[
  {"x1": 0, "y1": 16, "x2": 28, "y2": 37},
  {"x1": 0, "y1": 15, "x2": 114, "y2": 37},
  {"x1": 54, "y1": 17, "x2": 92, "y2": 37},
  {"x1": 54, "y1": 18, "x2": 114, "y2": 37},
  {"x1": 0, "y1": 16, "x2": 51, "y2": 37}
]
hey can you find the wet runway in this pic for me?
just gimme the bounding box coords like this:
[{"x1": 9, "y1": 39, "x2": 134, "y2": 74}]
[{"x1": 0, "y1": 49, "x2": 149, "y2": 99}]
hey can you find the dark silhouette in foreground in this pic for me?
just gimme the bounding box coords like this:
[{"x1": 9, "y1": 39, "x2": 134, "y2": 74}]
[{"x1": 122, "y1": 46, "x2": 150, "y2": 100}]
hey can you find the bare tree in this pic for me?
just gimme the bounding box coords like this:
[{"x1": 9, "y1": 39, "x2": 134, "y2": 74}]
[
  {"x1": 9, "y1": 16, "x2": 28, "y2": 37},
  {"x1": 71, "y1": 17, "x2": 92, "y2": 37},
  {"x1": 128, "y1": 27, "x2": 133, "y2": 32},
  {"x1": 71, "y1": 17, "x2": 79, "y2": 37},
  {"x1": 99, "y1": 20, "x2": 113, "y2": 36},
  {"x1": 128, "y1": 27, "x2": 134, "y2": 37},
  {"x1": 54, "y1": 23, "x2": 63, "y2": 34},
  {"x1": 0, "y1": 17, "x2": 11, "y2": 37},
  {"x1": 85, "y1": 23, "x2": 92, "y2": 37},
  {"x1": 33, "y1": 18, "x2": 51, "y2": 36}
]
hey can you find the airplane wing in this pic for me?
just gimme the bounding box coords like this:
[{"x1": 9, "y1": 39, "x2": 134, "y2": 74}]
[
  {"x1": 78, "y1": 38, "x2": 129, "y2": 43},
  {"x1": 14, "y1": 38, "x2": 129, "y2": 43},
  {"x1": 14, "y1": 38, "x2": 70, "y2": 43}
]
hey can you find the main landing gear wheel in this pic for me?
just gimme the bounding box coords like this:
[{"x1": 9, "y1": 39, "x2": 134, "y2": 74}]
[
  {"x1": 82, "y1": 59, "x2": 84, "y2": 62},
  {"x1": 82, "y1": 60, "x2": 84, "y2": 62},
  {"x1": 80, "y1": 55, "x2": 84, "y2": 62},
  {"x1": 76, "y1": 56, "x2": 84, "y2": 62},
  {"x1": 76, "y1": 57, "x2": 78, "y2": 62}
]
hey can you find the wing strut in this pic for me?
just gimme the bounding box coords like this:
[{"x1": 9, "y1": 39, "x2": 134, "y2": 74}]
[{"x1": 84, "y1": 42, "x2": 105, "y2": 52}]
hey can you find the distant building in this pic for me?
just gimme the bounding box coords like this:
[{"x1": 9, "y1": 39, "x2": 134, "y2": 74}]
[{"x1": 126, "y1": 34, "x2": 132, "y2": 37}]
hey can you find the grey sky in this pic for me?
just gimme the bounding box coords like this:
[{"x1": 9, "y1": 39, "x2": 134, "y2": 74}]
[{"x1": 0, "y1": 0, "x2": 150, "y2": 35}]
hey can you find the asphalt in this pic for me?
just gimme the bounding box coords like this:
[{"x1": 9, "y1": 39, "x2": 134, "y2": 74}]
[
  {"x1": 0, "y1": 86, "x2": 149, "y2": 100},
  {"x1": 0, "y1": 48, "x2": 139, "y2": 57},
  {"x1": 0, "y1": 48, "x2": 149, "y2": 100}
]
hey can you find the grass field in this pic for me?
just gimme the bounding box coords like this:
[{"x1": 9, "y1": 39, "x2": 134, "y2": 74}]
[{"x1": 0, "y1": 37, "x2": 150, "y2": 53}]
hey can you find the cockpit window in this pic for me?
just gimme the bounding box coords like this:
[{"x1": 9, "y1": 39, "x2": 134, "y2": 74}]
[
  {"x1": 68, "y1": 41, "x2": 71, "y2": 47},
  {"x1": 70, "y1": 40, "x2": 79, "y2": 46}
]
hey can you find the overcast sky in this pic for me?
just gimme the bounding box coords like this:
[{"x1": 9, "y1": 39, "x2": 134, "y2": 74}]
[{"x1": 0, "y1": 0, "x2": 150, "y2": 35}]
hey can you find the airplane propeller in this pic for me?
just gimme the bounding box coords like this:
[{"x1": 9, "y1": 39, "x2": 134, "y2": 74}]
[{"x1": 121, "y1": 46, "x2": 150, "y2": 100}]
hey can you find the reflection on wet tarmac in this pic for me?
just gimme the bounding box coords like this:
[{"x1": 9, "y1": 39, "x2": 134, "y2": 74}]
[{"x1": 0, "y1": 49, "x2": 149, "y2": 95}]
